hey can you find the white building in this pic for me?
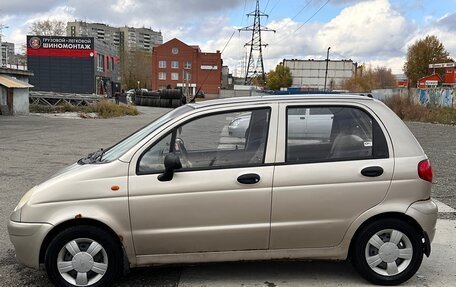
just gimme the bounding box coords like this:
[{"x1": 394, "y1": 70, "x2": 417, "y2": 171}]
[
  {"x1": 66, "y1": 21, "x2": 163, "y2": 52},
  {"x1": 282, "y1": 59, "x2": 358, "y2": 90}
]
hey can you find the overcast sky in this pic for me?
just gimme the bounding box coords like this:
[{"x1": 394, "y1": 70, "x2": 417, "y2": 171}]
[{"x1": 1, "y1": 0, "x2": 455, "y2": 76}]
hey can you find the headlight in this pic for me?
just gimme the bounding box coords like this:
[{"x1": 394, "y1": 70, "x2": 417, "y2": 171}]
[{"x1": 10, "y1": 187, "x2": 36, "y2": 222}]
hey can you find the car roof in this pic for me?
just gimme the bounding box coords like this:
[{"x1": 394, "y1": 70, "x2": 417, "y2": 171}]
[{"x1": 187, "y1": 94, "x2": 374, "y2": 109}]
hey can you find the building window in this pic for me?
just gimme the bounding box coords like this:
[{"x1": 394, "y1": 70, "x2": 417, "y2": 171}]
[
  {"x1": 97, "y1": 54, "x2": 104, "y2": 72},
  {"x1": 184, "y1": 60, "x2": 191, "y2": 69},
  {"x1": 111, "y1": 56, "x2": 115, "y2": 71},
  {"x1": 159, "y1": 72, "x2": 166, "y2": 80},
  {"x1": 171, "y1": 61, "x2": 179, "y2": 69},
  {"x1": 159, "y1": 60, "x2": 166, "y2": 68},
  {"x1": 184, "y1": 71, "x2": 191, "y2": 80},
  {"x1": 171, "y1": 72, "x2": 179, "y2": 80}
]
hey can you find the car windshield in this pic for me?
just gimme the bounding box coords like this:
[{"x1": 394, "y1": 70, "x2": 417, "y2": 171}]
[{"x1": 96, "y1": 105, "x2": 193, "y2": 163}]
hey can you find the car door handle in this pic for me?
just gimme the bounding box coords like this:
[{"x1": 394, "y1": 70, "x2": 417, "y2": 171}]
[
  {"x1": 361, "y1": 166, "x2": 384, "y2": 177},
  {"x1": 300, "y1": 116, "x2": 306, "y2": 120},
  {"x1": 237, "y1": 173, "x2": 261, "y2": 184}
]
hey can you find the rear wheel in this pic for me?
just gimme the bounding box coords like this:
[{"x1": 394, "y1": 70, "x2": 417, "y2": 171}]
[
  {"x1": 351, "y1": 218, "x2": 423, "y2": 285},
  {"x1": 44, "y1": 225, "x2": 123, "y2": 287}
]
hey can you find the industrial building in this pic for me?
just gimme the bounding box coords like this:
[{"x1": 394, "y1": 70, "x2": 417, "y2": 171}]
[
  {"x1": 151, "y1": 38, "x2": 222, "y2": 95},
  {"x1": 281, "y1": 59, "x2": 358, "y2": 90},
  {"x1": 67, "y1": 21, "x2": 163, "y2": 52},
  {"x1": 27, "y1": 35, "x2": 119, "y2": 96},
  {"x1": 1, "y1": 42, "x2": 16, "y2": 67}
]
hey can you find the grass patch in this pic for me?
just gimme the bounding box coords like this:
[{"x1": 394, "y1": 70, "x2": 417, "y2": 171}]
[
  {"x1": 385, "y1": 95, "x2": 456, "y2": 125},
  {"x1": 30, "y1": 100, "x2": 139, "y2": 118}
]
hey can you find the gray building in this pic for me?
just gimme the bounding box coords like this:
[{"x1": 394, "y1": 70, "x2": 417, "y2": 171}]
[
  {"x1": 1, "y1": 42, "x2": 16, "y2": 66},
  {"x1": 282, "y1": 59, "x2": 358, "y2": 90},
  {"x1": 66, "y1": 21, "x2": 163, "y2": 52},
  {"x1": 0, "y1": 67, "x2": 34, "y2": 115}
]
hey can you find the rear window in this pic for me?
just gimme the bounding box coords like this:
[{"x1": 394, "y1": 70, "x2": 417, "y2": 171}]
[{"x1": 286, "y1": 106, "x2": 388, "y2": 164}]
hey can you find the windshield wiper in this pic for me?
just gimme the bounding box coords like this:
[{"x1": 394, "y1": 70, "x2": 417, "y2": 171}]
[{"x1": 78, "y1": 148, "x2": 105, "y2": 164}]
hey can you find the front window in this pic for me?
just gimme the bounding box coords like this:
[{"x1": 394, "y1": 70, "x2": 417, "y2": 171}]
[
  {"x1": 159, "y1": 72, "x2": 166, "y2": 80},
  {"x1": 159, "y1": 60, "x2": 166, "y2": 68},
  {"x1": 171, "y1": 61, "x2": 179, "y2": 69},
  {"x1": 138, "y1": 108, "x2": 270, "y2": 174},
  {"x1": 99, "y1": 105, "x2": 193, "y2": 163},
  {"x1": 171, "y1": 72, "x2": 179, "y2": 80}
]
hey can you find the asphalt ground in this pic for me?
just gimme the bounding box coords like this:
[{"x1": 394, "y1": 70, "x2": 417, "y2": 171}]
[{"x1": 0, "y1": 106, "x2": 455, "y2": 286}]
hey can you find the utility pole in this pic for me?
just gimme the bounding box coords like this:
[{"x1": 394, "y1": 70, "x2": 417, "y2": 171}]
[
  {"x1": 239, "y1": 0, "x2": 275, "y2": 85},
  {"x1": 324, "y1": 46, "x2": 331, "y2": 92}
]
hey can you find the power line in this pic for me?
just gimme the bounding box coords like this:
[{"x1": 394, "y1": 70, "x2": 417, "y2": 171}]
[
  {"x1": 267, "y1": 0, "x2": 281, "y2": 15},
  {"x1": 221, "y1": 30, "x2": 236, "y2": 54},
  {"x1": 291, "y1": 0, "x2": 313, "y2": 21},
  {"x1": 294, "y1": 0, "x2": 330, "y2": 33},
  {"x1": 264, "y1": 0, "x2": 271, "y2": 11}
]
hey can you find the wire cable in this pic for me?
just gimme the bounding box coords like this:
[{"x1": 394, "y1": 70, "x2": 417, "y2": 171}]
[{"x1": 294, "y1": 0, "x2": 330, "y2": 33}]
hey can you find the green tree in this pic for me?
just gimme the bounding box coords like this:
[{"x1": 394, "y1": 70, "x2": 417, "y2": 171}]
[
  {"x1": 403, "y1": 35, "x2": 452, "y2": 87},
  {"x1": 29, "y1": 20, "x2": 66, "y2": 36},
  {"x1": 266, "y1": 64, "x2": 292, "y2": 90}
]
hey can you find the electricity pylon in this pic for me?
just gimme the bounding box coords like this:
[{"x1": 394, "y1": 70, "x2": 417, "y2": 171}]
[{"x1": 238, "y1": 0, "x2": 276, "y2": 85}]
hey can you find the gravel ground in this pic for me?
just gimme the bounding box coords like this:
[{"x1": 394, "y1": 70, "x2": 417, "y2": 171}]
[{"x1": 0, "y1": 107, "x2": 454, "y2": 286}]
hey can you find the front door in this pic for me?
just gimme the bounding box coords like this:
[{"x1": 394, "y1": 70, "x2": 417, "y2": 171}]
[
  {"x1": 129, "y1": 107, "x2": 276, "y2": 255},
  {"x1": 271, "y1": 104, "x2": 394, "y2": 249}
]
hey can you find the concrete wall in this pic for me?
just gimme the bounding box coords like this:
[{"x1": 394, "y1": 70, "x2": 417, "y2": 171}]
[
  {"x1": 284, "y1": 59, "x2": 356, "y2": 90},
  {"x1": 372, "y1": 88, "x2": 456, "y2": 108},
  {"x1": 0, "y1": 86, "x2": 6, "y2": 106},
  {"x1": 220, "y1": 90, "x2": 251, "y2": 98},
  {"x1": 13, "y1": 88, "x2": 29, "y2": 115}
]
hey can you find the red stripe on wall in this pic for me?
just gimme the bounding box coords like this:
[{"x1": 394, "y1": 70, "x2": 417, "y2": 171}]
[{"x1": 27, "y1": 48, "x2": 94, "y2": 58}]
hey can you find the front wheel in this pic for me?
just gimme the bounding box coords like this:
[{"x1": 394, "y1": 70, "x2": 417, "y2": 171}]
[
  {"x1": 351, "y1": 218, "x2": 424, "y2": 285},
  {"x1": 44, "y1": 225, "x2": 123, "y2": 287}
]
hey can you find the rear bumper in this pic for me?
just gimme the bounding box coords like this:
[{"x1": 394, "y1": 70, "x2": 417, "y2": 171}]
[
  {"x1": 7, "y1": 220, "x2": 53, "y2": 269},
  {"x1": 406, "y1": 199, "x2": 438, "y2": 243}
]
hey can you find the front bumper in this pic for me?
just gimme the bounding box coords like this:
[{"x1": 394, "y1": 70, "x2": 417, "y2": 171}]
[
  {"x1": 7, "y1": 220, "x2": 53, "y2": 269},
  {"x1": 406, "y1": 199, "x2": 438, "y2": 243}
]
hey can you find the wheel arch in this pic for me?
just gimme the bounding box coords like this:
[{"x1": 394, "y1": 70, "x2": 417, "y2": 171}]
[
  {"x1": 39, "y1": 218, "x2": 127, "y2": 266},
  {"x1": 348, "y1": 212, "x2": 426, "y2": 260}
]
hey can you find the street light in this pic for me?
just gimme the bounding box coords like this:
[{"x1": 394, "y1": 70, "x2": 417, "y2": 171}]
[{"x1": 324, "y1": 47, "x2": 331, "y2": 92}]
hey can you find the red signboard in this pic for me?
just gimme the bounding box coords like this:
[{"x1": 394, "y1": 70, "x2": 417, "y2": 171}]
[{"x1": 27, "y1": 36, "x2": 94, "y2": 58}]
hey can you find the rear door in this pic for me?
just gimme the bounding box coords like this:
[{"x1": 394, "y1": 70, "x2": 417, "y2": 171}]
[{"x1": 271, "y1": 103, "x2": 394, "y2": 249}]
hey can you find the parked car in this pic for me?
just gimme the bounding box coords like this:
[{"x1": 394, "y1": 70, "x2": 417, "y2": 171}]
[
  {"x1": 228, "y1": 107, "x2": 334, "y2": 140},
  {"x1": 8, "y1": 95, "x2": 436, "y2": 286}
]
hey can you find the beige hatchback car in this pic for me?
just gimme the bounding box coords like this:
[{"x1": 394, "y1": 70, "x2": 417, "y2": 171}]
[{"x1": 8, "y1": 95, "x2": 437, "y2": 286}]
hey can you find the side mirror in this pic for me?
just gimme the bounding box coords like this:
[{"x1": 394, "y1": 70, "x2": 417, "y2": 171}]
[{"x1": 157, "y1": 153, "x2": 182, "y2": 182}]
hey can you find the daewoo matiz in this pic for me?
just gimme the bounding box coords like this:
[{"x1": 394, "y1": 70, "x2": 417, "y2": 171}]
[{"x1": 8, "y1": 95, "x2": 437, "y2": 286}]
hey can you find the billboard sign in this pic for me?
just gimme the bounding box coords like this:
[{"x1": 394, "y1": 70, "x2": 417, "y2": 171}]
[
  {"x1": 428, "y1": 63, "x2": 455, "y2": 68},
  {"x1": 27, "y1": 36, "x2": 94, "y2": 57}
]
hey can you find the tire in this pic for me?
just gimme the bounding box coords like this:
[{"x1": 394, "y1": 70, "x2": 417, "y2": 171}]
[
  {"x1": 44, "y1": 225, "x2": 123, "y2": 287},
  {"x1": 351, "y1": 218, "x2": 423, "y2": 285}
]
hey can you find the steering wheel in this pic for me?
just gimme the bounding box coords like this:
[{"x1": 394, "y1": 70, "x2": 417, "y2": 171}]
[{"x1": 175, "y1": 138, "x2": 192, "y2": 168}]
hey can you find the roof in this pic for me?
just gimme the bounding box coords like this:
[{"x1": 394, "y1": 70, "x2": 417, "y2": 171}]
[
  {"x1": 0, "y1": 75, "x2": 34, "y2": 88},
  {"x1": 417, "y1": 73, "x2": 443, "y2": 82},
  {"x1": 188, "y1": 94, "x2": 373, "y2": 109}
]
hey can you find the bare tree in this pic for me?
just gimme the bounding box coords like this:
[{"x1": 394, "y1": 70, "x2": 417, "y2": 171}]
[
  {"x1": 121, "y1": 48, "x2": 152, "y2": 89},
  {"x1": 29, "y1": 20, "x2": 66, "y2": 36}
]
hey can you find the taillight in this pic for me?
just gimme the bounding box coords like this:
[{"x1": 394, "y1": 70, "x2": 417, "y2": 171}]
[{"x1": 418, "y1": 159, "x2": 433, "y2": 182}]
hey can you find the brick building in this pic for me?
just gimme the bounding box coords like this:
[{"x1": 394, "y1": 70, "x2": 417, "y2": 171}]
[{"x1": 151, "y1": 38, "x2": 222, "y2": 95}]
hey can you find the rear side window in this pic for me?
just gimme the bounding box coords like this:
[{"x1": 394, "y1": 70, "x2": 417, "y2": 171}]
[{"x1": 286, "y1": 106, "x2": 388, "y2": 163}]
